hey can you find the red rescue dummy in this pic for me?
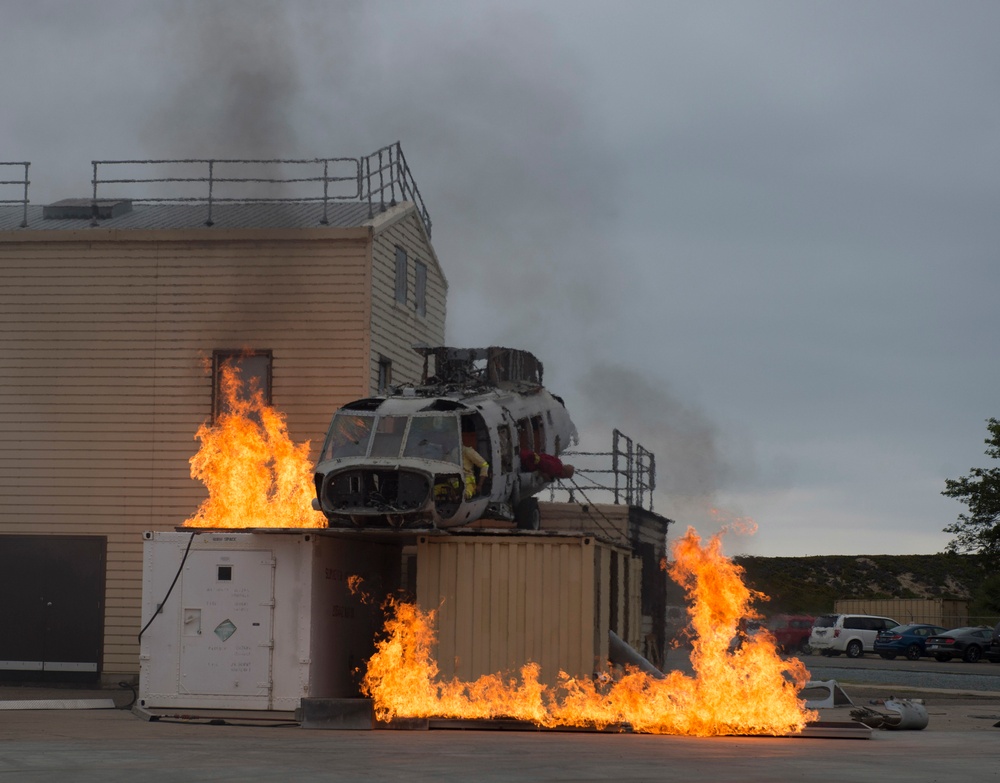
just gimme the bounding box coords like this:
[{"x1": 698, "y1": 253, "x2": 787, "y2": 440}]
[{"x1": 519, "y1": 449, "x2": 574, "y2": 481}]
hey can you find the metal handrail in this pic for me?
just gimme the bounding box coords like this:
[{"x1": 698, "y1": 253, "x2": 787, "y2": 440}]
[
  {"x1": 0, "y1": 161, "x2": 30, "y2": 227},
  {"x1": 360, "y1": 143, "x2": 432, "y2": 237},
  {"x1": 89, "y1": 143, "x2": 432, "y2": 235},
  {"x1": 548, "y1": 428, "x2": 656, "y2": 511}
]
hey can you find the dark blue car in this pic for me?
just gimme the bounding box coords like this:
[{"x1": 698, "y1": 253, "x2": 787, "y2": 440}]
[{"x1": 874, "y1": 623, "x2": 947, "y2": 661}]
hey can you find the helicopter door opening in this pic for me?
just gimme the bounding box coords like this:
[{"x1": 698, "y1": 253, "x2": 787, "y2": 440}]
[
  {"x1": 530, "y1": 415, "x2": 546, "y2": 452},
  {"x1": 496, "y1": 424, "x2": 513, "y2": 474},
  {"x1": 517, "y1": 419, "x2": 531, "y2": 452},
  {"x1": 461, "y1": 414, "x2": 492, "y2": 498}
]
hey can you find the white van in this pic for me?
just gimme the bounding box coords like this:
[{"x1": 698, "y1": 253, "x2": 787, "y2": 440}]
[{"x1": 808, "y1": 614, "x2": 899, "y2": 658}]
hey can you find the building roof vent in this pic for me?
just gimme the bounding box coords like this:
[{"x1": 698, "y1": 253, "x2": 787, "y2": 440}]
[{"x1": 43, "y1": 198, "x2": 133, "y2": 221}]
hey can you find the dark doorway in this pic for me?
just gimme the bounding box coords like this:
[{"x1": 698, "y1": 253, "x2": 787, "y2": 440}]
[{"x1": 0, "y1": 535, "x2": 106, "y2": 683}]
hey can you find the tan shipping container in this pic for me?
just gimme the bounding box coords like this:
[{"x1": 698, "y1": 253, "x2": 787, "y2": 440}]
[{"x1": 416, "y1": 534, "x2": 641, "y2": 687}]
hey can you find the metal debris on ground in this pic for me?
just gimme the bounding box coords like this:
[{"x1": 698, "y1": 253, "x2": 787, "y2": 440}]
[
  {"x1": 850, "y1": 698, "x2": 929, "y2": 730},
  {"x1": 801, "y1": 680, "x2": 853, "y2": 709}
]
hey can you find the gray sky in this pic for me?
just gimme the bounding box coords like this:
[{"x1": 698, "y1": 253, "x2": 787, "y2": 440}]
[{"x1": 3, "y1": 0, "x2": 998, "y2": 556}]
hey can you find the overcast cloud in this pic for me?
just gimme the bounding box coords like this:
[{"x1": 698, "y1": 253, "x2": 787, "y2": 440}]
[{"x1": 3, "y1": 0, "x2": 998, "y2": 556}]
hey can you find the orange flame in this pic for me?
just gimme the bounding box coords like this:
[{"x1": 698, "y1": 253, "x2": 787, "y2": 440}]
[
  {"x1": 708, "y1": 507, "x2": 759, "y2": 536},
  {"x1": 183, "y1": 362, "x2": 326, "y2": 529},
  {"x1": 362, "y1": 527, "x2": 816, "y2": 736},
  {"x1": 362, "y1": 599, "x2": 550, "y2": 724}
]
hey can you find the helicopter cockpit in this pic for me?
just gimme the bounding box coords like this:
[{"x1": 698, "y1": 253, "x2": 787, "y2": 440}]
[
  {"x1": 315, "y1": 407, "x2": 493, "y2": 527},
  {"x1": 321, "y1": 411, "x2": 465, "y2": 465}
]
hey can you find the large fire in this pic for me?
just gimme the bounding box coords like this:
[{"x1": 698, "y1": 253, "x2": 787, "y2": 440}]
[
  {"x1": 182, "y1": 366, "x2": 814, "y2": 734},
  {"x1": 183, "y1": 361, "x2": 326, "y2": 529},
  {"x1": 362, "y1": 527, "x2": 816, "y2": 736}
]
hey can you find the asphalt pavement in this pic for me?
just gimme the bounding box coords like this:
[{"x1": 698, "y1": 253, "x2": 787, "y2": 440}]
[
  {"x1": 801, "y1": 647, "x2": 1000, "y2": 693},
  {"x1": 1, "y1": 673, "x2": 999, "y2": 783}
]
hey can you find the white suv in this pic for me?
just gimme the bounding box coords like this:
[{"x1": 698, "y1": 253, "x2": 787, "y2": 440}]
[{"x1": 808, "y1": 614, "x2": 899, "y2": 658}]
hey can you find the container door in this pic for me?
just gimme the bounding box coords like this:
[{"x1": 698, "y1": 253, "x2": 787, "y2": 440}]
[
  {"x1": 0, "y1": 535, "x2": 106, "y2": 682},
  {"x1": 178, "y1": 550, "x2": 274, "y2": 699}
]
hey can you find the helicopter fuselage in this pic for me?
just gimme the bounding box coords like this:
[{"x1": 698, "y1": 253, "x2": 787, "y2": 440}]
[{"x1": 312, "y1": 381, "x2": 577, "y2": 530}]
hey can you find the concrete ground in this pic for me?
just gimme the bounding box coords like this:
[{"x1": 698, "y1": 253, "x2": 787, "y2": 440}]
[{"x1": 1, "y1": 681, "x2": 998, "y2": 782}]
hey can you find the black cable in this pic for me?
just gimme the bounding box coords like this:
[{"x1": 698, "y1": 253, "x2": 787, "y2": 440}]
[
  {"x1": 117, "y1": 680, "x2": 137, "y2": 710},
  {"x1": 138, "y1": 531, "x2": 198, "y2": 643}
]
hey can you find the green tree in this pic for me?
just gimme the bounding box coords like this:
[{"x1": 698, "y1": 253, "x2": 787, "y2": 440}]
[
  {"x1": 968, "y1": 573, "x2": 1000, "y2": 624},
  {"x1": 943, "y1": 418, "x2": 1000, "y2": 562}
]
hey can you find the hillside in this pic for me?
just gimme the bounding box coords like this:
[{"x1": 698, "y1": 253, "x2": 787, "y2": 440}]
[{"x1": 724, "y1": 553, "x2": 990, "y2": 615}]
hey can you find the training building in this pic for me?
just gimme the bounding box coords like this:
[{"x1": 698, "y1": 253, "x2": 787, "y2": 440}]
[{"x1": 0, "y1": 146, "x2": 446, "y2": 683}]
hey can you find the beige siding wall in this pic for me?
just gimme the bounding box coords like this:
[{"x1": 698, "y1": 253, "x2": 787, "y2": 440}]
[
  {"x1": 0, "y1": 228, "x2": 375, "y2": 679},
  {"x1": 369, "y1": 209, "x2": 447, "y2": 391}
]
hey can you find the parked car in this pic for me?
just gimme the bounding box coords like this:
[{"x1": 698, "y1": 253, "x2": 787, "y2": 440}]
[
  {"x1": 873, "y1": 623, "x2": 947, "y2": 660},
  {"x1": 767, "y1": 614, "x2": 815, "y2": 654},
  {"x1": 808, "y1": 614, "x2": 900, "y2": 658},
  {"x1": 990, "y1": 621, "x2": 1000, "y2": 663},
  {"x1": 925, "y1": 626, "x2": 995, "y2": 662}
]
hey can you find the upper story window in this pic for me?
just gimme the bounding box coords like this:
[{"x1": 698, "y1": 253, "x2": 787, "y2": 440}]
[
  {"x1": 378, "y1": 356, "x2": 392, "y2": 394},
  {"x1": 414, "y1": 260, "x2": 427, "y2": 317},
  {"x1": 213, "y1": 350, "x2": 272, "y2": 423},
  {"x1": 394, "y1": 246, "x2": 407, "y2": 305}
]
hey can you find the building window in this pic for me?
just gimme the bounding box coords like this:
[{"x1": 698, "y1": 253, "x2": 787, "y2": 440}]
[
  {"x1": 213, "y1": 350, "x2": 272, "y2": 422},
  {"x1": 378, "y1": 356, "x2": 392, "y2": 394},
  {"x1": 414, "y1": 260, "x2": 427, "y2": 317},
  {"x1": 394, "y1": 246, "x2": 407, "y2": 305}
]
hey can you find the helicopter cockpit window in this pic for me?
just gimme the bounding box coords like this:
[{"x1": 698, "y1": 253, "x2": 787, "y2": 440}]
[
  {"x1": 402, "y1": 415, "x2": 461, "y2": 464},
  {"x1": 323, "y1": 413, "x2": 375, "y2": 460},
  {"x1": 369, "y1": 415, "x2": 407, "y2": 458}
]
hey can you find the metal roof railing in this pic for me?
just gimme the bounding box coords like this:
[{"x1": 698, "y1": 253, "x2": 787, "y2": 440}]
[
  {"x1": 0, "y1": 162, "x2": 30, "y2": 228},
  {"x1": 360, "y1": 143, "x2": 432, "y2": 238},
  {"x1": 89, "y1": 142, "x2": 432, "y2": 235},
  {"x1": 548, "y1": 429, "x2": 657, "y2": 512}
]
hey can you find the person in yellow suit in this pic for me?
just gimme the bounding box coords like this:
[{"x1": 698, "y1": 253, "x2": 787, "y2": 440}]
[{"x1": 461, "y1": 430, "x2": 489, "y2": 499}]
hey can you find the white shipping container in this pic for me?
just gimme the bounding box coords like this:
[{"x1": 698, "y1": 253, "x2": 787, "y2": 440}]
[{"x1": 139, "y1": 531, "x2": 400, "y2": 711}]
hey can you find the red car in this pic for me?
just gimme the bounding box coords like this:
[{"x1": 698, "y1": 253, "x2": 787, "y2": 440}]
[{"x1": 767, "y1": 614, "x2": 816, "y2": 654}]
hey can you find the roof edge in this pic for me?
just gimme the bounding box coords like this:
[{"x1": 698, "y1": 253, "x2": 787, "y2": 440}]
[{"x1": 0, "y1": 225, "x2": 374, "y2": 243}]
